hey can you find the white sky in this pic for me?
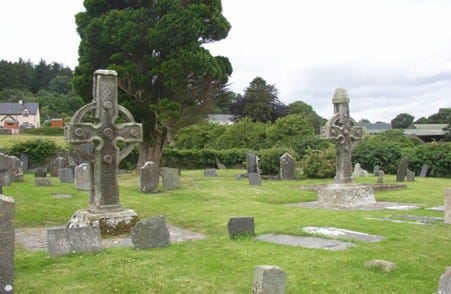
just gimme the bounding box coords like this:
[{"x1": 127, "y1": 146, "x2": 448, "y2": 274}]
[{"x1": 1, "y1": 0, "x2": 450, "y2": 122}]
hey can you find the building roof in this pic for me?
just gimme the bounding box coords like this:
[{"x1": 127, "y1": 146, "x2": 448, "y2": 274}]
[
  {"x1": 207, "y1": 114, "x2": 236, "y2": 125},
  {"x1": 360, "y1": 122, "x2": 392, "y2": 134},
  {"x1": 0, "y1": 102, "x2": 39, "y2": 115},
  {"x1": 403, "y1": 124, "x2": 447, "y2": 136}
]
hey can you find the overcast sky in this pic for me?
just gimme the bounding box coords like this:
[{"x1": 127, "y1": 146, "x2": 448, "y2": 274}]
[{"x1": 1, "y1": 0, "x2": 450, "y2": 122}]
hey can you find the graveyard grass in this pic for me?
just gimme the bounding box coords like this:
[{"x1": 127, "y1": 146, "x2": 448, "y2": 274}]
[{"x1": 6, "y1": 171, "x2": 451, "y2": 293}]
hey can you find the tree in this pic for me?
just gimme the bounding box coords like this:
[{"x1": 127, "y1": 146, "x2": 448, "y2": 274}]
[
  {"x1": 266, "y1": 114, "x2": 315, "y2": 147},
  {"x1": 288, "y1": 101, "x2": 326, "y2": 134},
  {"x1": 73, "y1": 1, "x2": 232, "y2": 169},
  {"x1": 231, "y1": 77, "x2": 287, "y2": 122},
  {"x1": 391, "y1": 113, "x2": 415, "y2": 129}
]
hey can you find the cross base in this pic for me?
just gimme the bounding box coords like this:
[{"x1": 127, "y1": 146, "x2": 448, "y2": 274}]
[
  {"x1": 66, "y1": 208, "x2": 139, "y2": 236},
  {"x1": 317, "y1": 183, "x2": 376, "y2": 208}
]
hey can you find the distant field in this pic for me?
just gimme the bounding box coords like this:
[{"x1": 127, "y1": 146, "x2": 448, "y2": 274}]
[{"x1": 0, "y1": 134, "x2": 67, "y2": 150}]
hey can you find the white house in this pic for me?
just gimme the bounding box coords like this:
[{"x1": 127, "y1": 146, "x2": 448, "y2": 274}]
[{"x1": 0, "y1": 100, "x2": 40, "y2": 134}]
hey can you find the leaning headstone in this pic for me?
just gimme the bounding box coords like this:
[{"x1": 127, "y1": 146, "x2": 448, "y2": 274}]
[
  {"x1": 252, "y1": 265, "x2": 286, "y2": 294},
  {"x1": 353, "y1": 163, "x2": 368, "y2": 177},
  {"x1": 59, "y1": 167, "x2": 74, "y2": 183},
  {"x1": 373, "y1": 165, "x2": 380, "y2": 176},
  {"x1": 204, "y1": 168, "x2": 217, "y2": 177},
  {"x1": 227, "y1": 216, "x2": 255, "y2": 239},
  {"x1": 248, "y1": 172, "x2": 262, "y2": 186},
  {"x1": 49, "y1": 157, "x2": 67, "y2": 177},
  {"x1": 74, "y1": 163, "x2": 90, "y2": 191},
  {"x1": 279, "y1": 153, "x2": 295, "y2": 180},
  {"x1": 247, "y1": 151, "x2": 258, "y2": 173},
  {"x1": 34, "y1": 167, "x2": 47, "y2": 178},
  {"x1": 0, "y1": 169, "x2": 10, "y2": 193},
  {"x1": 19, "y1": 153, "x2": 28, "y2": 172},
  {"x1": 438, "y1": 266, "x2": 451, "y2": 294},
  {"x1": 0, "y1": 194, "x2": 15, "y2": 294},
  {"x1": 444, "y1": 188, "x2": 451, "y2": 224},
  {"x1": 140, "y1": 161, "x2": 159, "y2": 193},
  {"x1": 376, "y1": 170, "x2": 385, "y2": 184},
  {"x1": 131, "y1": 216, "x2": 170, "y2": 249},
  {"x1": 406, "y1": 169, "x2": 415, "y2": 182},
  {"x1": 0, "y1": 153, "x2": 23, "y2": 182},
  {"x1": 419, "y1": 164, "x2": 429, "y2": 178},
  {"x1": 396, "y1": 158, "x2": 409, "y2": 182},
  {"x1": 35, "y1": 177, "x2": 52, "y2": 186},
  {"x1": 47, "y1": 226, "x2": 103, "y2": 257},
  {"x1": 161, "y1": 167, "x2": 180, "y2": 191}
]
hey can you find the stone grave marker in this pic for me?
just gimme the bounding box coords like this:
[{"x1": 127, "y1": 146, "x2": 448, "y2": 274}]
[
  {"x1": 302, "y1": 227, "x2": 384, "y2": 242},
  {"x1": 161, "y1": 167, "x2": 180, "y2": 191},
  {"x1": 74, "y1": 163, "x2": 90, "y2": 191},
  {"x1": 373, "y1": 165, "x2": 380, "y2": 176},
  {"x1": 0, "y1": 153, "x2": 23, "y2": 183},
  {"x1": 396, "y1": 158, "x2": 409, "y2": 182},
  {"x1": 140, "y1": 161, "x2": 159, "y2": 193},
  {"x1": 34, "y1": 167, "x2": 47, "y2": 178},
  {"x1": 445, "y1": 188, "x2": 451, "y2": 224},
  {"x1": 204, "y1": 168, "x2": 217, "y2": 177},
  {"x1": 0, "y1": 169, "x2": 9, "y2": 194},
  {"x1": 65, "y1": 69, "x2": 143, "y2": 236},
  {"x1": 353, "y1": 163, "x2": 368, "y2": 177},
  {"x1": 377, "y1": 170, "x2": 385, "y2": 184},
  {"x1": 47, "y1": 226, "x2": 103, "y2": 257},
  {"x1": 227, "y1": 216, "x2": 255, "y2": 239},
  {"x1": 59, "y1": 167, "x2": 74, "y2": 183},
  {"x1": 0, "y1": 194, "x2": 15, "y2": 294},
  {"x1": 438, "y1": 266, "x2": 451, "y2": 294},
  {"x1": 252, "y1": 265, "x2": 286, "y2": 294},
  {"x1": 35, "y1": 177, "x2": 52, "y2": 186},
  {"x1": 216, "y1": 158, "x2": 226, "y2": 169},
  {"x1": 49, "y1": 157, "x2": 67, "y2": 177},
  {"x1": 246, "y1": 151, "x2": 258, "y2": 173},
  {"x1": 419, "y1": 164, "x2": 429, "y2": 178},
  {"x1": 279, "y1": 152, "x2": 295, "y2": 180},
  {"x1": 19, "y1": 153, "x2": 28, "y2": 172},
  {"x1": 248, "y1": 172, "x2": 262, "y2": 186},
  {"x1": 131, "y1": 216, "x2": 170, "y2": 249},
  {"x1": 406, "y1": 169, "x2": 415, "y2": 182}
]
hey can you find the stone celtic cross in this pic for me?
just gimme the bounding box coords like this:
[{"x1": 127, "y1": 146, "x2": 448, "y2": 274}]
[
  {"x1": 320, "y1": 88, "x2": 363, "y2": 184},
  {"x1": 65, "y1": 70, "x2": 143, "y2": 212}
]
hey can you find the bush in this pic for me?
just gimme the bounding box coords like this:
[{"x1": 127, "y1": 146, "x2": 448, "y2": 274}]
[
  {"x1": 402, "y1": 142, "x2": 451, "y2": 177},
  {"x1": 258, "y1": 148, "x2": 296, "y2": 175},
  {"x1": 21, "y1": 127, "x2": 64, "y2": 136},
  {"x1": 300, "y1": 145, "x2": 336, "y2": 178},
  {"x1": 161, "y1": 148, "x2": 247, "y2": 169},
  {"x1": 8, "y1": 139, "x2": 60, "y2": 165}
]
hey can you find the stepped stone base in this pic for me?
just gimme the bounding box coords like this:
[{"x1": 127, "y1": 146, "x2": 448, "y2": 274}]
[
  {"x1": 317, "y1": 183, "x2": 376, "y2": 208},
  {"x1": 67, "y1": 208, "x2": 139, "y2": 236}
]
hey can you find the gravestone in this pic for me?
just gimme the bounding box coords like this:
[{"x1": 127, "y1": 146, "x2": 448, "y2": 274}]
[
  {"x1": 204, "y1": 168, "x2": 217, "y2": 177},
  {"x1": 227, "y1": 216, "x2": 255, "y2": 239},
  {"x1": 0, "y1": 153, "x2": 23, "y2": 182},
  {"x1": 65, "y1": 69, "x2": 143, "y2": 236},
  {"x1": 373, "y1": 165, "x2": 380, "y2": 176},
  {"x1": 279, "y1": 153, "x2": 295, "y2": 180},
  {"x1": 246, "y1": 151, "x2": 258, "y2": 173},
  {"x1": 396, "y1": 158, "x2": 409, "y2": 182},
  {"x1": 34, "y1": 167, "x2": 47, "y2": 178},
  {"x1": 406, "y1": 169, "x2": 415, "y2": 182},
  {"x1": 248, "y1": 172, "x2": 262, "y2": 186},
  {"x1": 419, "y1": 164, "x2": 429, "y2": 178},
  {"x1": 377, "y1": 170, "x2": 385, "y2": 184},
  {"x1": 161, "y1": 167, "x2": 180, "y2": 191},
  {"x1": 140, "y1": 161, "x2": 159, "y2": 193},
  {"x1": 0, "y1": 194, "x2": 15, "y2": 294},
  {"x1": 47, "y1": 226, "x2": 103, "y2": 257},
  {"x1": 131, "y1": 216, "x2": 170, "y2": 249},
  {"x1": 216, "y1": 158, "x2": 226, "y2": 169},
  {"x1": 353, "y1": 163, "x2": 368, "y2": 177},
  {"x1": 49, "y1": 157, "x2": 67, "y2": 177},
  {"x1": 438, "y1": 266, "x2": 451, "y2": 294},
  {"x1": 74, "y1": 163, "x2": 90, "y2": 191},
  {"x1": 59, "y1": 167, "x2": 74, "y2": 183},
  {"x1": 19, "y1": 153, "x2": 28, "y2": 172},
  {"x1": 318, "y1": 89, "x2": 375, "y2": 208},
  {"x1": 35, "y1": 177, "x2": 52, "y2": 186},
  {"x1": 0, "y1": 169, "x2": 9, "y2": 194},
  {"x1": 252, "y1": 265, "x2": 286, "y2": 294},
  {"x1": 444, "y1": 188, "x2": 451, "y2": 224}
]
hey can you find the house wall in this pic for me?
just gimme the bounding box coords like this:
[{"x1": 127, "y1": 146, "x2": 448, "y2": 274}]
[{"x1": 0, "y1": 110, "x2": 40, "y2": 128}]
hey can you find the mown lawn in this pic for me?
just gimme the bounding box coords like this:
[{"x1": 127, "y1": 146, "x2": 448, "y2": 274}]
[{"x1": 4, "y1": 170, "x2": 451, "y2": 293}]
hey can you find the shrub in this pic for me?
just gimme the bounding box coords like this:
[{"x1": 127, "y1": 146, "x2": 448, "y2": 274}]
[
  {"x1": 161, "y1": 148, "x2": 247, "y2": 169},
  {"x1": 8, "y1": 139, "x2": 60, "y2": 165},
  {"x1": 300, "y1": 145, "x2": 336, "y2": 178},
  {"x1": 22, "y1": 127, "x2": 64, "y2": 136},
  {"x1": 402, "y1": 142, "x2": 451, "y2": 177},
  {"x1": 258, "y1": 148, "x2": 296, "y2": 175},
  {"x1": 211, "y1": 118, "x2": 269, "y2": 150}
]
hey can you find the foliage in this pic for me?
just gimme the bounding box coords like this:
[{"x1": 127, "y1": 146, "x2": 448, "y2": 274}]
[
  {"x1": 211, "y1": 118, "x2": 269, "y2": 150},
  {"x1": 210, "y1": 87, "x2": 237, "y2": 114},
  {"x1": 391, "y1": 112, "x2": 415, "y2": 129},
  {"x1": 266, "y1": 114, "x2": 315, "y2": 147},
  {"x1": 73, "y1": 0, "x2": 232, "y2": 168},
  {"x1": 288, "y1": 101, "x2": 326, "y2": 134},
  {"x1": 402, "y1": 142, "x2": 451, "y2": 177},
  {"x1": 257, "y1": 148, "x2": 295, "y2": 175},
  {"x1": 170, "y1": 122, "x2": 226, "y2": 149},
  {"x1": 7, "y1": 139, "x2": 60, "y2": 164},
  {"x1": 300, "y1": 145, "x2": 336, "y2": 178},
  {"x1": 161, "y1": 148, "x2": 246, "y2": 169},
  {"x1": 21, "y1": 127, "x2": 64, "y2": 136},
  {"x1": 415, "y1": 108, "x2": 451, "y2": 124}
]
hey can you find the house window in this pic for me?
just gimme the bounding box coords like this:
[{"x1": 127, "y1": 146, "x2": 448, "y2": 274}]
[{"x1": 23, "y1": 109, "x2": 29, "y2": 117}]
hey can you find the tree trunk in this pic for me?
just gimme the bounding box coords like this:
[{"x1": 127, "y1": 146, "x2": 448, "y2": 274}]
[{"x1": 137, "y1": 133, "x2": 166, "y2": 171}]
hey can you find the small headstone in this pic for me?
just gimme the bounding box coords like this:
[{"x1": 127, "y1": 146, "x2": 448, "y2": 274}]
[
  {"x1": 204, "y1": 168, "x2": 217, "y2": 177},
  {"x1": 0, "y1": 194, "x2": 15, "y2": 294},
  {"x1": 252, "y1": 265, "x2": 286, "y2": 294},
  {"x1": 59, "y1": 167, "x2": 74, "y2": 183},
  {"x1": 49, "y1": 157, "x2": 67, "y2": 177},
  {"x1": 140, "y1": 161, "x2": 160, "y2": 193},
  {"x1": 248, "y1": 172, "x2": 262, "y2": 186},
  {"x1": 131, "y1": 216, "x2": 171, "y2": 249},
  {"x1": 353, "y1": 163, "x2": 368, "y2": 177},
  {"x1": 406, "y1": 169, "x2": 415, "y2": 182},
  {"x1": 396, "y1": 158, "x2": 409, "y2": 182},
  {"x1": 227, "y1": 216, "x2": 255, "y2": 239},
  {"x1": 35, "y1": 178, "x2": 52, "y2": 186},
  {"x1": 373, "y1": 165, "x2": 380, "y2": 176},
  {"x1": 0, "y1": 153, "x2": 23, "y2": 183},
  {"x1": 279, "y1": 153, "x2": 295, "y2": 180},
  {"x1": 364, "y1": 259, "x2": 396, "y2": 272},
  {"x1": 0, "y1": 169, "x2": 10, "y2": 187},
  {"x1": 377, "y1": 170, "x2": 385, "y2": 183},
  {"x1": 444, "y1": 188, "x2": 451, "y2": 224},
  {"x1": 246, "y1": 151, "x2": 258, "y2": 173},
  {"x1": 47, "y1": 226, "x2": 103, "y2": 257},
  {"x1": 419, "y1": 164, "x2": 429, "y2": 178},
  {"x1": 34, "y1": 167, "x2": 47, "y2": 178},
  {"x1": 438, "y1": 266, "x2": 451, "y2": 294},
  {"x1": 74, "y1": 163, "x2": 90, "y2": 191},
  {"x1": 161, "y1": 167, "x2": 180, "y2": 191},
  {"x1": 19, "y1": 153, "x2": 28, "y2": 172}
]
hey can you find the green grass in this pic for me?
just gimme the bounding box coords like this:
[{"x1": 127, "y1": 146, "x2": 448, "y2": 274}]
[
  {"x1": 0, "y1": 134, "x2": 67, "y2": 150},
  {"x1": 4, "y1": 170, "x2": 451, "y2": 293}
]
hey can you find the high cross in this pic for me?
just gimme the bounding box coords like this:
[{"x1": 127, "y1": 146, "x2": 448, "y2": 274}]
[{"x1": 65, "y1": 70, "x2": 143, "y2": 211}]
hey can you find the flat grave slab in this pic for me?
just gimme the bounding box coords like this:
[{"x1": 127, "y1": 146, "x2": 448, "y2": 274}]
[
  {"x1": 365, "y1": 214, "x2": 444, "y2": 225},
  {"x1": 16, "y1": 225, "x2": 205, "y2": 251},
  {"x1": 302, "y1": 227, "x2": 384, "y2": 242},
  {"x1": 426, "y1": 206, "x2": 444, "y2": 212},
  {"x1": 286, "y1": 201, "x2": 420, "y2": 211},
  {"x1": 255, "y1": 233, "x2": 355, "y2": 251}
]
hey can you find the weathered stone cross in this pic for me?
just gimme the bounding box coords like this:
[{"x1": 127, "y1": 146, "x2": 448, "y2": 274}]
[
  {"x1": 320, "y1": 88, "x2": 363, "y2": 184},
  {"x1": 65, "y1": 69, "x2": 143, "y2": 212}
]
